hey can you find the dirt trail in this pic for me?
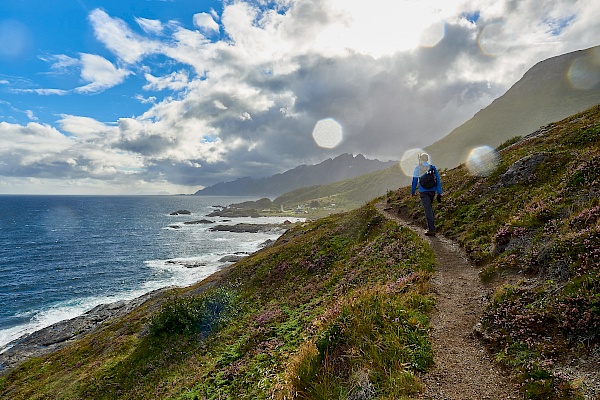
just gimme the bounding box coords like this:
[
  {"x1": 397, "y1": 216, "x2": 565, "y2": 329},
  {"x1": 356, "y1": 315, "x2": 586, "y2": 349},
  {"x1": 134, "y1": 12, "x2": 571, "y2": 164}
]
[{"x1": 376, "y1": 202, "x2": 519, "y2": 399}]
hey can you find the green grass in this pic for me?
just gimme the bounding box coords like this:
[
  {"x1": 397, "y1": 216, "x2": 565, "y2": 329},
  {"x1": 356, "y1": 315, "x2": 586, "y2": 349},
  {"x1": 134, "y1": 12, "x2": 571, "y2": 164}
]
[{"x1": 0, "y1": 203, "x2": 436, "y2": 399}]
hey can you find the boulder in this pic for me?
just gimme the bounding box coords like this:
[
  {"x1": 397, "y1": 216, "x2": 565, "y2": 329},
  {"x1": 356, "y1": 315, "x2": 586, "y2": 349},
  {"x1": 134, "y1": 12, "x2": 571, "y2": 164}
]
[
  {"x1": 183, "y1": 219, "x2": 214, "y2": 225},
  {"x1": 218, "y1": 254, "x2": 248, "y2": 263},
  {"x1": 499, "y1": 152, "x2": 548, "y2": 187},
  {"x1": 170, "y1": 210, "x2": 191, "y2": 215},
  {"x1": 209, "y1": 223, "x2": 284, "y2": 233}
]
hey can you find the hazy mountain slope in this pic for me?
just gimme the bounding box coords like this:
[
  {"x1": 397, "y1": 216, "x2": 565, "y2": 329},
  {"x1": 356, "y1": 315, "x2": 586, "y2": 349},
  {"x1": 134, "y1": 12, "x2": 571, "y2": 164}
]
[
  {"x1": 425, "y1": 45, "x2": 600, "y2": 169},
  {"x1": 194, "y1": 153, "x2": 395, "y2": 197},
  {"x1": 272, "y1": 162, "x2": 408, "y2": 209}
]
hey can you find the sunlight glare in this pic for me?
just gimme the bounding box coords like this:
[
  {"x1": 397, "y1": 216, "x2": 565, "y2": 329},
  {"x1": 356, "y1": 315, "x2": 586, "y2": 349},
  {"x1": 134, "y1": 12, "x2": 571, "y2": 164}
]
[
  {"x1": 478, "y1": 23, "x2": 512, "y2": 56},
  {"x1": 418, "y1": 20, "x2": 446, "y2": 48},
  {"x1": 567, "y1": 50, "x2": 600, "y2": 90},
  {"x1": 0, "y1": 19, "x2": 33, "y2": 59},
  {"x1": 319, "y1": 0, "x2": 461, "y2": 57},
  {"x1": 400, "y1": 148, "x2": 425, "y2": 177},
  {"x1": 312, "y1": 118, "x2": 343, "y2": 149},
  {"x1": 466, "y1": 146, "x2": 499, "y2": 177}
]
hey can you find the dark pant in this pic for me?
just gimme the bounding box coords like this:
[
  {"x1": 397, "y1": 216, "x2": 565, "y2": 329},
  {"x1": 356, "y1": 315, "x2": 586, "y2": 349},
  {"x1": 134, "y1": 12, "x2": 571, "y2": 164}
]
[{"x1": 419, "y1": 192, "x2": 436, "y2": 232}]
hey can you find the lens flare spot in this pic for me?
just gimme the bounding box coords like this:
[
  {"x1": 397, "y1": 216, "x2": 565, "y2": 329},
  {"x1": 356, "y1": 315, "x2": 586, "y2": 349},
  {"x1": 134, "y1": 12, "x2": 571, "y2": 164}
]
[
  {"x1": 477, "y1": 23, "x2": 512, "y2": 56},
  {"x1": 419, "y1": 20, "x2": 445, "y2": 48},
  {"x1": 312, "y1": 118, "x2": 343, "y2": 149},
  {"x1": 400, "y1": 148, "x2": 426, "y2": 177},
  {"x1": 467, "y1": 146, "x2": 499, "y2": 177},
  {"x1": 567, "y1": 50, "x2": 600, "y2": 90},
  {"x1": 0, "y1": 20, "x2": 33, "y2": 59}
]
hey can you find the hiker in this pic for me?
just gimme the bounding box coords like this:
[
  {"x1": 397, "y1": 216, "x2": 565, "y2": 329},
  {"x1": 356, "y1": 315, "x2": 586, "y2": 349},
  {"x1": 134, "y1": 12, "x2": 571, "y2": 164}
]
[{"x1": 411, "y1": 153, "x2": 442, "y2": 236}]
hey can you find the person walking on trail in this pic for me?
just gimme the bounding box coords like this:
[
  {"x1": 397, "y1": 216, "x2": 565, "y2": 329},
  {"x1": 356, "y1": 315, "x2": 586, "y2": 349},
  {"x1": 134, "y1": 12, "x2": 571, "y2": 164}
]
[{"x1": 411, "y1": 153, "x2": 442, "y2": 236}]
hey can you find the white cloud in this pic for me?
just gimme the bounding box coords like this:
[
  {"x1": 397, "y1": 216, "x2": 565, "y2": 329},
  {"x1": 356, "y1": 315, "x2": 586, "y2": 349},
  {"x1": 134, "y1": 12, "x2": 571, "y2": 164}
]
[
  {"x1": 135, "y1": 94, "x2": 157, "y2": 104},
  {"x1": 75, "y1": 53, "x2": 132, "y2": 93},
  {"x1": 193, "y1": 12, "x2": 220, "y2": 34},
  {"x1": 25, "y1": 110, "x2": 37, "y2": 121},
  {"x1": 136, "y1": 17, "x2": 164, "y2": 35},
  {"x1": 89, "y1": 9, "x2": 160, "y2": 64},
  {"x1": 0, "y1": 121, "x2": 72, "y2": 166},
  {"x1": 143, "y1": 70, "x2": 189, "y2": 91},
  {"x1": 57, "y1": 115, "x2": 116, "y2": 138},
  {"x1": 47, "y1": 54, "x2": 79, "y2": 71},
  {"x1": 16, "y1": 88, "x2": 69, "y2": 95},
  {"x1": 4, "y1": 0, "x2": 600, "y2": 194}
]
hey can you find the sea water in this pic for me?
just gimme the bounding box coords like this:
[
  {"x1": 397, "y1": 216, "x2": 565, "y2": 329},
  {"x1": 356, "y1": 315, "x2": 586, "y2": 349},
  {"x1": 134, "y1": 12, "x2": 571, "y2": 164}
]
[{"x1": 0, "y1": 195, "x2": 301, "y2": 350}]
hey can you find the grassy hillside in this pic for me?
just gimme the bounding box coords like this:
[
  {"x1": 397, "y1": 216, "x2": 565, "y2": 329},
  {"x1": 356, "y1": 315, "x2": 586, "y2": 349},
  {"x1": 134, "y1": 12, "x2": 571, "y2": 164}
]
[
  {"x1": 425, "y1": 45, "x2": 600, "y2": 170},
  {"x1": 387, "y1": 104, "x2": 600, "y2": 398},
  {"x1": 0, "y1": 204, "x2": 436, "y2": 399},
  {"x1": 273, "y1": 163, "x2": 408, "y2": 211}
]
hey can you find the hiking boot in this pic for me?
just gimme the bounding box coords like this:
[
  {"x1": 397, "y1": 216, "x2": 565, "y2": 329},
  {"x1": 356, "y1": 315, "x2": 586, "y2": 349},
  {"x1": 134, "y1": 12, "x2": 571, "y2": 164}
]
[{"x1": 425, "y1": 230, "x2": 436, "y2": 236}]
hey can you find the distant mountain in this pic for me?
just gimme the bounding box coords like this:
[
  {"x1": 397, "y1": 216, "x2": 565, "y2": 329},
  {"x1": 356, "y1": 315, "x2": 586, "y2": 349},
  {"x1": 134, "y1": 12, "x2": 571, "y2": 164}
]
[
  {"x1": 194, "y1": 153, "x2": 396, "y2": 197},
  {"x1": 425, "y1": 45, "x2": 600, "y2": 169}
]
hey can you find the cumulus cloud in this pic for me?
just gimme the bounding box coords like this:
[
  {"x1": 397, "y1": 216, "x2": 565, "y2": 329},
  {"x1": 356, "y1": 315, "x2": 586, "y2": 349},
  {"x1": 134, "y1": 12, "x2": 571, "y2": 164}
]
[
  {"x1": 57, "y1": 115, "x2": 116, "y2": 138},
  {"x1": 3, "y1": 0, "x2": 600, "y2": 194},
  {"x1": 193, "y1": 12, "x2": 220, "y2": 34},
  {"x1": 143, "y1": 71, "x2": 189, "y2": 91},
  {"x1": 0, "y1": 118, "x2": 145, "y2": 187}
]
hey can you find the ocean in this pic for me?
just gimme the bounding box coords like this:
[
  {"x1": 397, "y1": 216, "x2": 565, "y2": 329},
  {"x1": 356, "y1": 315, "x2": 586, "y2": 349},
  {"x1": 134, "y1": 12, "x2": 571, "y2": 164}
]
[{"x1": 0, "y1": 195, "x2": 301, "y2": 351}]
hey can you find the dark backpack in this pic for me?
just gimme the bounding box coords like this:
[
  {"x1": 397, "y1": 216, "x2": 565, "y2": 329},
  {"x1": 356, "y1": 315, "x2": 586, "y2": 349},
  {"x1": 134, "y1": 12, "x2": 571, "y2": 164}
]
[{"x1": 419, "y1": 165, "x2": 437, "y2": 189}]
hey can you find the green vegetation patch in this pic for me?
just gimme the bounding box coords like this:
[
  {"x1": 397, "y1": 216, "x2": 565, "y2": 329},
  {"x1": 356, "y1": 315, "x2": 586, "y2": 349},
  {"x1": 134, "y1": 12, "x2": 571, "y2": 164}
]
[{"x1": 150, "y1": 288, "x2": 237, "y2": 337}]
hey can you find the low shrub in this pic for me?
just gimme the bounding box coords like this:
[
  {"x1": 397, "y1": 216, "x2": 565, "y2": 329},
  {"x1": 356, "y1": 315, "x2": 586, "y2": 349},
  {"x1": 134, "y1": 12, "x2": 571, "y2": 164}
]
[{"x1": 150, "y1": 288, "x2": 236, "y2": 337}]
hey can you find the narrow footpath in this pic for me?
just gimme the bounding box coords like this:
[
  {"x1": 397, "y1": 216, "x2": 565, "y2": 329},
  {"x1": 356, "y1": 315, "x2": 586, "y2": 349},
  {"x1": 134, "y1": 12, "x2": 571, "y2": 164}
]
[{"x1": 376, "y1": 202, "x2": 518, "y2": 399}]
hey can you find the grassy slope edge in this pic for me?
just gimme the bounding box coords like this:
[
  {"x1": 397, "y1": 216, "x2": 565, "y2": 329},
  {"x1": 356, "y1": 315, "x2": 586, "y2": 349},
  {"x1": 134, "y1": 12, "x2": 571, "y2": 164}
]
[
  {"x1": 0, "y1": 203, "x2": 436, "y2": 399},
  {"x1": 387, "y1": 104, "x2": 600, "y2": 399}
]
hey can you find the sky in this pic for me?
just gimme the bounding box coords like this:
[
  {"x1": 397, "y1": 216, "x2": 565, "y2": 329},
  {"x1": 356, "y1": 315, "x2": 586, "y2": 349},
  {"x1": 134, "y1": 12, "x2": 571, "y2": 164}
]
[{"x1": 0, "y1": 0, "x2": 599, "y2": 195}]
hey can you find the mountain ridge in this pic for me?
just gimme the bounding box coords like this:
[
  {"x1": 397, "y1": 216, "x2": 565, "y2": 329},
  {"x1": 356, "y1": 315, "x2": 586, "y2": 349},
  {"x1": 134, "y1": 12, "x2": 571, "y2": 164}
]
[{"x1": 194, "y1": 153, "x2": 395, "y2": 197}]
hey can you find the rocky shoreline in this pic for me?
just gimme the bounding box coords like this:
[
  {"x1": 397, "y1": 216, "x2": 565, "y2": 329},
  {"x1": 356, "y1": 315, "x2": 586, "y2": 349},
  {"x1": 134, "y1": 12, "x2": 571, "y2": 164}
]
[{"x1": 0, "y1": 288, "x2": 172, "y2": 373}]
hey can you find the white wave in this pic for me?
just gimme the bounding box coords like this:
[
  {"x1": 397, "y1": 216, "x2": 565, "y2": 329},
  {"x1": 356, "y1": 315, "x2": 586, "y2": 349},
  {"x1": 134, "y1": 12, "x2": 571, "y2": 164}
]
[
  {"x1": 0, "y1": 290, "x2": 147, "y2": 351},
  {"x1": 143, "y1": 257, "x2": 225, "y2": 290}
]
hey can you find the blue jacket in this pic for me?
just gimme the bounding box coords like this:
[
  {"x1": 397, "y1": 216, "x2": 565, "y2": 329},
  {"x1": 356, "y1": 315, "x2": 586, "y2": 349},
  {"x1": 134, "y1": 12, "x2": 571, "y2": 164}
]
[{"x1": 411, "y1": 162, "x2": 442, "y2": 195}]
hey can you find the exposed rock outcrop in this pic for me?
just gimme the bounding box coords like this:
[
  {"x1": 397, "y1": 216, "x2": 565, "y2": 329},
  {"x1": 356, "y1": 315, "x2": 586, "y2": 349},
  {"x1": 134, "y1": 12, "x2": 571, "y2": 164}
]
[{"x1": 209, "y1": 223, "x2": 286, "y2": 233}]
